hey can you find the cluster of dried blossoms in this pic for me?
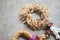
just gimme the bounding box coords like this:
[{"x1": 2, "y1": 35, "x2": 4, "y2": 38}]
[{"x1": 20, "y1": 3, "x2": 49, "y2": 30}]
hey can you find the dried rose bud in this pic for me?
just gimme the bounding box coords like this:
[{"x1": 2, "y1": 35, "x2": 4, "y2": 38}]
[
  {"x1": 29, "y1": 35, "x2": 35, "y2": 40},
  {"x1": 35, "y1": 35, "x2": 40, "y2": 40},
  {"x1": 47, "y1": 22, "x2": 53, "y2": 27}
]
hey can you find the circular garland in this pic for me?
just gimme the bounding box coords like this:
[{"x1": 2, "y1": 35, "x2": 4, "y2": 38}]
[{"x1": 20, "y1": 3, "x2": 49, "y2": 30}]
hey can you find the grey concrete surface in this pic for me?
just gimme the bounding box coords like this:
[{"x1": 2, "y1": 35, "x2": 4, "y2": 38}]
[{"x1": 0, "y1": 0, "x2": 60, "y2": 40}]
